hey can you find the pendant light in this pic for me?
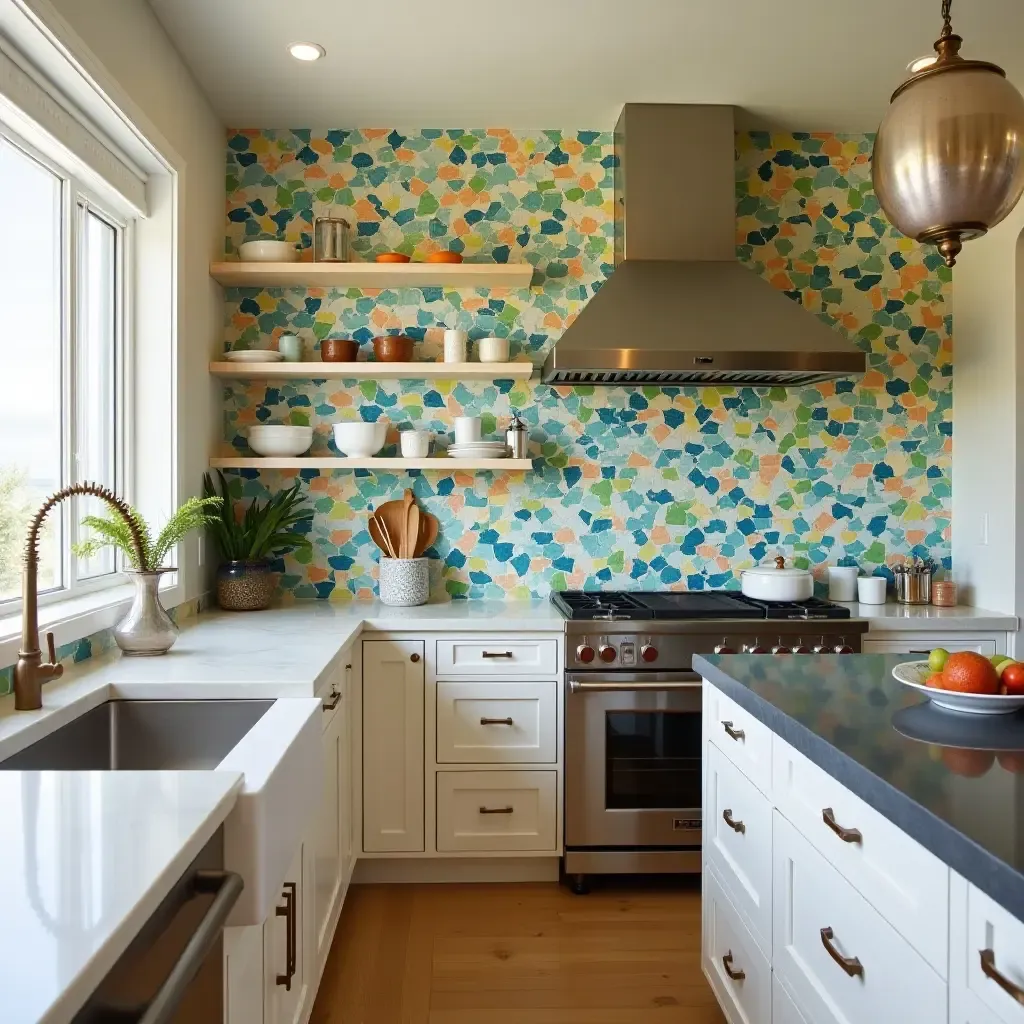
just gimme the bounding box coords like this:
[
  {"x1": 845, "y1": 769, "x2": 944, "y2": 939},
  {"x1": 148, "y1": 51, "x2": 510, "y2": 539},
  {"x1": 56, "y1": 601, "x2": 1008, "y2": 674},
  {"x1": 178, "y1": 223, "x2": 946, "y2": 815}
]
[{"x1": 872, "y1": 0, "x2": 1024, "y2": 267}]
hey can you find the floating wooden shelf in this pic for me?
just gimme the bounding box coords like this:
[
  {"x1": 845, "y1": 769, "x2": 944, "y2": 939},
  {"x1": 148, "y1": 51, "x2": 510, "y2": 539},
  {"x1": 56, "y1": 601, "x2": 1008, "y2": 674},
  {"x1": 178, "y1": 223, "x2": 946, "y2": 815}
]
[
  {"x1": 210, "y1": 360, "x2": 535, "y2": 381},
  {"x1": 209, "y1": 455, "x2": 533, "y2": 473},
  {"x1": 210, "y1": 261, "x2": 534, "y2": 290}
]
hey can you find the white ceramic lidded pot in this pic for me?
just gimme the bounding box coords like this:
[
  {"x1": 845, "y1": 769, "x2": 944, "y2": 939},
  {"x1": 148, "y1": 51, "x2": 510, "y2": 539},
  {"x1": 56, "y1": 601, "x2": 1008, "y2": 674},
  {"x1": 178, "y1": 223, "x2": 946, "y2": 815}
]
[{"x1": 740, "y1": 555, "x2": 814, "y2": 602}]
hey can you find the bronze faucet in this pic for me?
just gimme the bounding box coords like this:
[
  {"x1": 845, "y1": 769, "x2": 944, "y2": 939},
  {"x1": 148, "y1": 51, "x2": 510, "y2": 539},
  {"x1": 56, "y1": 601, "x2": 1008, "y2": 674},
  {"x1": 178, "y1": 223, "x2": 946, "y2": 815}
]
[{"x1": 14, "y1": 482, "x2": 145, "y2": 711}]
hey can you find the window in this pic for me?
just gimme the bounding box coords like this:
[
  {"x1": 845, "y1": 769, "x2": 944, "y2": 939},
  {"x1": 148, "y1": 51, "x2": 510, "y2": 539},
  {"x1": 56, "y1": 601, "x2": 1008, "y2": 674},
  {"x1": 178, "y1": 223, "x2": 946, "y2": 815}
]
[{"x1": 0, "y1": 126, "x2": 127, "y2": 608}]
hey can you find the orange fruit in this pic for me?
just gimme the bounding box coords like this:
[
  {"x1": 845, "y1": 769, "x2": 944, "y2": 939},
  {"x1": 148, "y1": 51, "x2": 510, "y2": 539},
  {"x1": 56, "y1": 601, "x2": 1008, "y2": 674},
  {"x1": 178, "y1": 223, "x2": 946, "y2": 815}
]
[
  {"x1": 925, "y1": 673, "x2": 944, "y2": 688},
  {"x1": 941, "y1": 747, "x2": 995, "y2": 777},
  {"x1": 940, "y1": 652, "x2": 999, "y2": 695}
]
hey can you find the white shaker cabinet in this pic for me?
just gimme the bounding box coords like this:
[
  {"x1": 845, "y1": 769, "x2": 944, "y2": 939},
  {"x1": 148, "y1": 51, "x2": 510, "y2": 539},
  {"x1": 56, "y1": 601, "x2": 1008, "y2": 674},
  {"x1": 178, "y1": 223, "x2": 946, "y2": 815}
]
[
  {"x1": 264, "y1": 841, "x2": 309, "y2": 1024},
  {"x1": 362, "y1": 639, "x2": 425, "y2": 853}
]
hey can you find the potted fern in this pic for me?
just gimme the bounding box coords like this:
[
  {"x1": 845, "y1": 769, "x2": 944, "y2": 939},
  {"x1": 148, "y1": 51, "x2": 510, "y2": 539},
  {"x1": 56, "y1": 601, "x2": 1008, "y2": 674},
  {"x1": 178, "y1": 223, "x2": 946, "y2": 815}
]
[
  {"x1": 73, "y1": 495, "x2": 222, "y2": 655},
  {"x1": 203, "y1": 471, "x2": 313, "y2": 610}
]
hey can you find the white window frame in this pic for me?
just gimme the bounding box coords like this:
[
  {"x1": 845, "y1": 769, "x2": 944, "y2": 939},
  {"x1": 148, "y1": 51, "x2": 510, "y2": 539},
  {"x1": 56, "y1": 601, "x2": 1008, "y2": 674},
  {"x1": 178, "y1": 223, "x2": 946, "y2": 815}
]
[{"x1": 0, "y1": 118, "x2": 133, "y2": 613}]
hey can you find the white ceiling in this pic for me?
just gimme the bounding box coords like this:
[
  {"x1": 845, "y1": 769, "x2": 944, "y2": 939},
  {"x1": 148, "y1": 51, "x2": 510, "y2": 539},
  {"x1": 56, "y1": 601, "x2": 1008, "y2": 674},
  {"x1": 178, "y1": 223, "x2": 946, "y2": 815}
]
[{"x1": 147, "y1": 0, "x2": 1024, "y2": 132}]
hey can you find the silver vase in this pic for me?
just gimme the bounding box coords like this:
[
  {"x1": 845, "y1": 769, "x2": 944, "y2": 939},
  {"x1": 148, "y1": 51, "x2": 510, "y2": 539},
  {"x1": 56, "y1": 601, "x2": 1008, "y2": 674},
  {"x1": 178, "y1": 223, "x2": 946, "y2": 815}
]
[{"x1": 114, "y1": 570, "x2": 179, "y2": 656}]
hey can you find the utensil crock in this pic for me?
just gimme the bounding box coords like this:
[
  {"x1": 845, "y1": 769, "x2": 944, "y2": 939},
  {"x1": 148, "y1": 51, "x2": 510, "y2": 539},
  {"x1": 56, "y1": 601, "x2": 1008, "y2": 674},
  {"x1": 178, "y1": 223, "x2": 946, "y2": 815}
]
[{"x1": 379, "y1": 557, "x2": 430, "y2": 607}]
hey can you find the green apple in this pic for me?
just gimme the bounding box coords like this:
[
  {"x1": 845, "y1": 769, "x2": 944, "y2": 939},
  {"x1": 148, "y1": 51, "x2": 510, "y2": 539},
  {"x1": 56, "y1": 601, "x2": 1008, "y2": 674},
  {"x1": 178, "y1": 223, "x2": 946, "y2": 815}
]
[
  {"x1": 992, "y1": 655, "x2": 1016, "y2": 679},
  {"x1": 928, "y1": 648, "x2": 950, "y2": 673}
]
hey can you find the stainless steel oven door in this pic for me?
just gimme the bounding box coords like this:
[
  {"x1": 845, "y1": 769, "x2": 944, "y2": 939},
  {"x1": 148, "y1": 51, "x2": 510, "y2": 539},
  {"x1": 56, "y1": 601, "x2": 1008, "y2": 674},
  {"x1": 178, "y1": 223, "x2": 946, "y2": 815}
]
[{"x1": 565, "y1": 672, "x2": 703, "y2": 850}]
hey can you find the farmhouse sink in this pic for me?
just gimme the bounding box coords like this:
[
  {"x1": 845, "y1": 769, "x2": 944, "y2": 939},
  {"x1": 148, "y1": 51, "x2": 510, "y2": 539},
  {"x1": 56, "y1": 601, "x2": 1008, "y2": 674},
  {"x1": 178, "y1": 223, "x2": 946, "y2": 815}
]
[{"x1": 0, "y1": 697, "x2": 322, "y2": 926}]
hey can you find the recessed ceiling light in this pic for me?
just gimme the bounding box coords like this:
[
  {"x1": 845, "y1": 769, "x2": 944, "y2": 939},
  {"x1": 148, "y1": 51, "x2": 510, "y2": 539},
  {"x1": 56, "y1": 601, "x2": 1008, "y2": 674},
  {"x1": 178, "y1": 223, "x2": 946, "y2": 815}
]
[
  {"x1": 288, "y1": 41, "x2": 326, "y2": 62},
  {"x1": 907, "y1": 54, "x2": 937, "y2": 74}
]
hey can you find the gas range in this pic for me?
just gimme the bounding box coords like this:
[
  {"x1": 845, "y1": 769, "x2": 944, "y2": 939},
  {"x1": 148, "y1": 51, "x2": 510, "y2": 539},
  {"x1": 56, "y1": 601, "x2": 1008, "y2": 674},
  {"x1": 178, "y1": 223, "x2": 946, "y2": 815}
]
[
  {"x1": 557, "y1": 588, "x2": 867, "y2": 889},
  {"x1": 552, "y1": 588, "x2": 868, "y2": 670}
]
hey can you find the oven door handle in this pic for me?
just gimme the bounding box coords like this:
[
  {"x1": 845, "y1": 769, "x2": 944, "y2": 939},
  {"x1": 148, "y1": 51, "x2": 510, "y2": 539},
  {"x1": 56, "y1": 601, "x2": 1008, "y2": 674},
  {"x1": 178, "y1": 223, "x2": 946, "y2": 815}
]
[{"x1": 568, "y1": 674, "x2": 702, "y2": 693}]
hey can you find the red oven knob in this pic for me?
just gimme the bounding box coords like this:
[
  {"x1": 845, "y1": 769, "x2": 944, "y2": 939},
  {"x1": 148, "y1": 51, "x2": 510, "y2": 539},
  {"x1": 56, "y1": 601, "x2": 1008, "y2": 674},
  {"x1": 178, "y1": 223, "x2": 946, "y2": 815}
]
[
  {"x1": 791, "y1": 639, "x2": 812, "y2": 654},
  {"x1": 576, "y1": 644, "x2": 595, "y2": 664},
  {"x1": 771, "y1": 638, "x2": 791, "y2": 655},
  {"x1": 743, "y1": 640, "x2": 767, "y2": 654},
  {"x1": 598, "y1": 644, "x2": 617, "y2": 663},
  {"x1": 640, "y1": 644, "x2": 658, "y2": 663},
  {"x1": 714, "y1": 639, "x2": 736, "y2": 655},
  {"x1": 833, "y1": 637, "x2": 854, "y2": 655}
]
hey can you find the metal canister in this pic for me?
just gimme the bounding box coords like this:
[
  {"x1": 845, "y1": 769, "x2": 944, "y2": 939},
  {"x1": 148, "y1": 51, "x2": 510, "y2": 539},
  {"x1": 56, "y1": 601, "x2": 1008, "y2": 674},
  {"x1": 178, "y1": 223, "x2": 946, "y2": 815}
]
[
  {"x1": 313, "y1": 215, "x2": 350, "y2": 262},
  {"x1": 931, "y1": 580, "x2": 958, "y2": 607},
  {"x1": 894, "y1": 566, "x2": 933, "y2": 605},
  {"x1": 506, "y1": 414, "x2": 528, "y2": 459}
]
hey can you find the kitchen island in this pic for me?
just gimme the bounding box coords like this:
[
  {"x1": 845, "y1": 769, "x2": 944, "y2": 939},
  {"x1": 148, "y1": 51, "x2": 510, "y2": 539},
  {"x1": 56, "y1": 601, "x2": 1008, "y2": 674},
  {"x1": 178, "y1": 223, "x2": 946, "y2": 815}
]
[{"x1": 695, "y1": 652, "x2": 1024, "y2": 1024}]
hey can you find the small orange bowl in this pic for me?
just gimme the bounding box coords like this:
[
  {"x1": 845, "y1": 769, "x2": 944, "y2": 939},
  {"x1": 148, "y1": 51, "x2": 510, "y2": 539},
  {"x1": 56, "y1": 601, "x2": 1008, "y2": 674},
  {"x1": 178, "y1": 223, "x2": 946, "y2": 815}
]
[
  {"x1": 375, "y1": 252, "x2": 411, "y2": 264},
  {"x1": 373, "y1": 335, "x2": 415, "y2": 362},
  {"x1": 425, "y1": 251, "x2": 463, "y2": 264}
]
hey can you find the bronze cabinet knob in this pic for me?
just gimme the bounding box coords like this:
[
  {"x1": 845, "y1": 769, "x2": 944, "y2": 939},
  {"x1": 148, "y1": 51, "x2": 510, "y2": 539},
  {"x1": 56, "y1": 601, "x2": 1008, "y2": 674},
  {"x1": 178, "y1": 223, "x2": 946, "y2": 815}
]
[{"x1": 410, "y1": 652, "x2": 420, "y2": 663}]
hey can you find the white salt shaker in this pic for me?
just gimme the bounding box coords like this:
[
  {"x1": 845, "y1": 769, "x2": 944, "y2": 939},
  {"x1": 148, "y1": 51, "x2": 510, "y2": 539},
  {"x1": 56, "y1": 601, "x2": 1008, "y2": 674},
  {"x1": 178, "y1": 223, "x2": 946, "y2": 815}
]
[{"x1": 443, "y1": 329, "x2": 468, "y2": 363}]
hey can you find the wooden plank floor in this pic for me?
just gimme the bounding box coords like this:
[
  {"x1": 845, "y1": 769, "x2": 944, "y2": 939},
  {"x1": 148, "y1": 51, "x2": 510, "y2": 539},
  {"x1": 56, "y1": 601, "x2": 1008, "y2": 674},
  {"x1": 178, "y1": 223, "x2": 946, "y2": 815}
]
[{"x1": 311, "y1": 882, "x2": 726, "y2": 1024}]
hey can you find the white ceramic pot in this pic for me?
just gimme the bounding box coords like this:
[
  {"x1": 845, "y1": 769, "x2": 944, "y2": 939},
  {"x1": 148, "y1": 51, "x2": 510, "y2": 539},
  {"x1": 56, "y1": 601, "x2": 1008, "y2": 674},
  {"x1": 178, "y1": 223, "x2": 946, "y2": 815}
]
[
  {"x1": 741, "y1": 560, "x2": 813, "y2": 602},
  {"x1": 477, "y1": 336, "x2": 510, "y2": 362},
  {"x1": 827, "y1": 565, "x2": 859, "y2": 602},
  {"x1": 442, "y1": 329, "x2": 468, "y2": 363},
  {"x1": 400, "y1": 429, "x2": 433, "y2": 458},
  {"x1": 454, "y1": 416, "x2": 482, "y2": 444},
  {"x1": 332, "y1": 419, "x2": 389, "y2": 457},
  {"x1": 857, "y1": 576, "x2": 888, "y2": 605},
  {"x1": 238, "y1": 240, "x2": 298, "y2": 263}
]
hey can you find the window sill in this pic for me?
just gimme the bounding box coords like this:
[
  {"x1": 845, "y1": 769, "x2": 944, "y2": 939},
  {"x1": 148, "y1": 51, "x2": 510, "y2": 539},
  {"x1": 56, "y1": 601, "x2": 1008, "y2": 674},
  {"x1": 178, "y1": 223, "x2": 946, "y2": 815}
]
[{"x1": 0, "y1": 576, "x2": 183, "y2": 669}]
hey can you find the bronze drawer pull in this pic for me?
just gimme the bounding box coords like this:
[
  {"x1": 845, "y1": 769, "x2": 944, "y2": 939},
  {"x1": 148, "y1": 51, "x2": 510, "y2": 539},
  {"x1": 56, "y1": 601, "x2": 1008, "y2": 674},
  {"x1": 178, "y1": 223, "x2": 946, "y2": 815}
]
[
  {"x1": 722, "y1": 950, "x2": 746, "y2": 981},
  {"x1": 480, "y1": 717, "x2": 514, "y2": 726},
  {"x1": 275, "y1": 881, "x2": 297, "y2": 990},
  {"x1": 482, "y1": 650, "x2": 514, "y2": 659},
  {"x1": 820, "y1": 927, "x2": 863, "y2": 977},
  {"x1": 479, "y1": 805, "x2": 514, "y2": 814},
  {"x1": 822, "y1": 807, "x2": 862, "y2": 844},
  {"x1": 722, "y1": 720, "x2": 745, "y2": 742},
  {"x1": 980, "y1": 949, "x2": 1024, "y2": 1005},
  {"x1": 722, "y1": 809, "x2": 746, "y2": 834},
  {"x1": 322, "y1": 689, "x2": 342, "y2": 711}
]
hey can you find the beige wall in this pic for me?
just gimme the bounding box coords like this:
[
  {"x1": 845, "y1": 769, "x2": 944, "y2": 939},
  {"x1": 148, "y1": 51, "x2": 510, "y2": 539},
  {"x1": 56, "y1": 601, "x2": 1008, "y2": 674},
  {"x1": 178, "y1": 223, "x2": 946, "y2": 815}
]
[
  {"x1": 25, "y1": 0, "x2": 224, "y2": 603},
  {"x1": 951, "y1": 201, "x2": 1024, "y2": 633}
]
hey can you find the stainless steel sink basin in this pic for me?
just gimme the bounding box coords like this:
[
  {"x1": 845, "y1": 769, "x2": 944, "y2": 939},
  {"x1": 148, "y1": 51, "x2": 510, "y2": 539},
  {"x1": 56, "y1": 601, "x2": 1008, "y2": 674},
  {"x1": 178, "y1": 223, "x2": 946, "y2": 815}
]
[{"x1": 0, "y1": 699, "x2": 274, "y2": 771}]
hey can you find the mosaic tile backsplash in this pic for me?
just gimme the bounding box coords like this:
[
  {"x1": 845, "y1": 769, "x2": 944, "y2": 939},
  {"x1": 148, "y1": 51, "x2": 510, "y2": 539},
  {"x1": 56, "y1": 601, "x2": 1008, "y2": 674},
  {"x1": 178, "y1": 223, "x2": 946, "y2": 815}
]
[{"x1": 222, "y1": 128, "x2": 952, "y2": 601}]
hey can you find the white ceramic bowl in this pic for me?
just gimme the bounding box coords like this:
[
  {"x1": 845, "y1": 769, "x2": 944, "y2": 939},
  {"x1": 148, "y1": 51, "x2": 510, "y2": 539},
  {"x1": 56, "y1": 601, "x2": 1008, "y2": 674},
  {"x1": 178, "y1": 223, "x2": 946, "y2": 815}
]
[
  {"x1": 477, "y1": 336, "x2": 510, "y2": 363},
  {"x1": 238, "y1": 240, "x2": 298, "y2": 263},
  {"x1": 333, "y1": 419, "x2": 389, "y2": 458},
  {"x1": 247, "y1": 425, "x2": 313, "y2": 457},
  {"x1": 892, "y1": 661, "x2": 1024, "y2": 715}
]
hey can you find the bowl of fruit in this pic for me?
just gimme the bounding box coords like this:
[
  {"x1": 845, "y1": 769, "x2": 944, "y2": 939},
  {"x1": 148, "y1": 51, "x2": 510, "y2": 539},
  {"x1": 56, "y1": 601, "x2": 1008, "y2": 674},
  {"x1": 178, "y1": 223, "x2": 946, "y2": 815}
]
[{"x1": 892, "y1": 649, "x2": 1024, "y2": 715}]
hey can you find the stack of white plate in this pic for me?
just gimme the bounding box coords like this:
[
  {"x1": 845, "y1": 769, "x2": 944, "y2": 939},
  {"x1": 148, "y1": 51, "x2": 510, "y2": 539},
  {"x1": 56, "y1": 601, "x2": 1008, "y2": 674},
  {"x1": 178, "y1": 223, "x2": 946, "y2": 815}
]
[
  {"x1": 447, "y1": 440, "x2": 510, "y2": 459},
  {"x1": 225, "y1": 350, "x2": 284, "y2": 363}
]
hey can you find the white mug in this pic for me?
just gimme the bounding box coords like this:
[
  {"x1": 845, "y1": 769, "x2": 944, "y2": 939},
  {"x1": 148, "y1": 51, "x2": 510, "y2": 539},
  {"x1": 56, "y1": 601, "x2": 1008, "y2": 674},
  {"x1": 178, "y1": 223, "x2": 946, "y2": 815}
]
[
  {"x1": 477, "y1": 336, "x2": 510, "y2": 363},
  {"x1": 454, "y1": 416, "x2": 482, "y2": 444},
  {"x1": 857, "y1": 575, "x2": 887, "y2": 605},
  {"x1": 278, "y1": 333, "x2": 304, "y2": 361},
  {"x1": 400, "y1": 430, "x2": 432, "y2": 458},
  {"x1": 443, "y1": 329, "x2": 468, "y2": 363},
  {"x1": 827, "y1": 565, "x2": 859, "y2": 602}
]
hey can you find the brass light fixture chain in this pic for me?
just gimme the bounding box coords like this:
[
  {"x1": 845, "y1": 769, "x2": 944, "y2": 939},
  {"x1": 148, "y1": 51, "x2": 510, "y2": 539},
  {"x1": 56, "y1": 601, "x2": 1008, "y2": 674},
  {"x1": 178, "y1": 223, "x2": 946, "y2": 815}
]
[
  {"x1": 940, "y1": 0, "x2": 952, "y2": 38},
  {"x1": 22, "y1": 481, "x2": 147, "y2": 570}
]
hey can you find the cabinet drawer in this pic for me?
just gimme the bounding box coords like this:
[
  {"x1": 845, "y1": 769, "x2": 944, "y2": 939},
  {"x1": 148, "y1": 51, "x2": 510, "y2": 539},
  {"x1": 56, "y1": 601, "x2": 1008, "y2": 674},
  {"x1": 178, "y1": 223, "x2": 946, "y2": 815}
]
[
  {"x1": 705, "y1": 740, "x2": 773, "y2": 955},
  {"x1": 702, "y1": 684, "x2": 772, "y2": 794},
  {"x1": 964, "y1": 882, "x2": 1024, "y2": 1023},
  {"x1": 436, "y1": 638, "x2": 558, "y2": 677},
  {"x1": 862, "y1": 637, "x2": 997, "y2": 656},
  {"x1": 436, "y1": 770, "x2": 557, "y2": 852},
  {"x1": 773, "y1": 735, "x2": 948, "y2": 977},
  {"x1": 773, "y1": 811, "x2": 946, "y2": 1024},
  {"x1": 437, "y1": 681, "x2": 556, "y2": 764},
  {"x1": 702, "y1": 865, "x2": 771, "y2": 1024}
]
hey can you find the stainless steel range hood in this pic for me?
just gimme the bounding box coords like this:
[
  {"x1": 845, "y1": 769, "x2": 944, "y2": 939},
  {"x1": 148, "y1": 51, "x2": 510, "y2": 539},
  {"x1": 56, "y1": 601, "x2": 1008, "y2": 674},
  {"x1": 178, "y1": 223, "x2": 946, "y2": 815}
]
[{"x1": 541, "y1": 104, "x2": 866, "y2": 387}]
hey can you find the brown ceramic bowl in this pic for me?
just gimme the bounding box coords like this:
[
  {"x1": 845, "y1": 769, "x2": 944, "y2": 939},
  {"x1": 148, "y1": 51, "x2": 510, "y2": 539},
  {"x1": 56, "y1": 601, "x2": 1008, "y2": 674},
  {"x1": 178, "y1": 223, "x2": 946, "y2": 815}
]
[
  {"x1": 321, "y1": 338, "x2": 359, "y2": 362},
  {"x1": 373, "y1": 335, "x2": 415, "y2": 362},
  {"x1": 375, "y1": 252, "x2": 411, "y2": 263},
  {"x1": 425, "y1": 251, "x2": 463, "y2": 264}
]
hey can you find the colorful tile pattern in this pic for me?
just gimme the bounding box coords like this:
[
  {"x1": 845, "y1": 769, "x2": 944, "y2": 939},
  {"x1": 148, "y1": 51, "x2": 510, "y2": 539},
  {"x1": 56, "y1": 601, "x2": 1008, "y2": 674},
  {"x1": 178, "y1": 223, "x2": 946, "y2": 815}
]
[{"x1": 218, "y1": 128, "x2": 951, "y2": 603}]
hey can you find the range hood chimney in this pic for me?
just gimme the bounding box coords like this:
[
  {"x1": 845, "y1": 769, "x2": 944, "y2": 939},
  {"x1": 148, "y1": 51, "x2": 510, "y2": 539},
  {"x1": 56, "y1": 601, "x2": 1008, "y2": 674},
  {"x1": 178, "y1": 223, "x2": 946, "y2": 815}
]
[{"x1": 541, "y1": 104, "x2": 867, "y2": 387}]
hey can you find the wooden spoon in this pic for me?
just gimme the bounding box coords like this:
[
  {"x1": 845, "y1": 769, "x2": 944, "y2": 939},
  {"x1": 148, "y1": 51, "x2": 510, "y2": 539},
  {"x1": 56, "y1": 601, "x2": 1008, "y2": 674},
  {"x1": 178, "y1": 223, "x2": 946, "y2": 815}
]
[
  {"x1": 401, "y1": 489, "x2": 414, "y2": 558},
  {"x1": 416, "y1": 511, "x2": 439, "y2": 557},
  {"x1": 373, "y1": 497, "x2": 408, "y2": 556},
  {"x1": 368, "y1": 515, "x2": 395, "y2": 558},
  {"x1": 406, "y1": 503, "x2": 420, "y2": 561}
]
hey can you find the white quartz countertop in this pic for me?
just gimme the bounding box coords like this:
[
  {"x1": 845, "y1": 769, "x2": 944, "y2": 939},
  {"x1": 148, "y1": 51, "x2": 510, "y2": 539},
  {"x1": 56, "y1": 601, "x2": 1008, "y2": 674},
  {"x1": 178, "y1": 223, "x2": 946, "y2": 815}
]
[
  {"x1": 843, "y1": 601, "x2": 1018, "y2": 631},
  {"x1": 0, "y1": 770, "x2": 242, "y2": 1024}
]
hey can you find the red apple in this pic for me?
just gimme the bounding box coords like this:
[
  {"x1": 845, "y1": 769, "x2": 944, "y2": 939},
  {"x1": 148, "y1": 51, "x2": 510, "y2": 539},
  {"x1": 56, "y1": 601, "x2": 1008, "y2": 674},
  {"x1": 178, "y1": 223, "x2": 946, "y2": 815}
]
[{"x1": 1001, "y1": 662, "x2": 1024, "y2": 696}]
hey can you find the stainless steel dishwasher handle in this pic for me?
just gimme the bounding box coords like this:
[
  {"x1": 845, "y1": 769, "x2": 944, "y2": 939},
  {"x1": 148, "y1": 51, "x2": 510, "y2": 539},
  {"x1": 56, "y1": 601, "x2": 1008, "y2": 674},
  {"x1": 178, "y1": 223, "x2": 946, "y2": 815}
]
[
  {"x1": 568, "y1": 675, "x2": 702, "y2": 693},
  {"x1": 136, "y1": 869, "x2": 244, "y2": 1024}
]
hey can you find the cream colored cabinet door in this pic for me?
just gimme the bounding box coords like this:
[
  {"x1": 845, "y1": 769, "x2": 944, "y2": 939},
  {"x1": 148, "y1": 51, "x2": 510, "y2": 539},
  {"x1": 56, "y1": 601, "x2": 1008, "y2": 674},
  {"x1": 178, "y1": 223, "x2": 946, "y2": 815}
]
[
  {"x1": 264, "y1": 842, "x2": 307, "y2": 1024},
  {"x1": 312, "y1": 699, "x2": 342, "y2": 972},
  {"x1": 338, "y1": 660, "x2": 355, "y2": 887},
  {"x1": 362, "y1": 639, "x2": 425, "y2": 853},
  {"x1": 224, "y1": 925, "x2": 264, "y2": 1024}
]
